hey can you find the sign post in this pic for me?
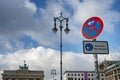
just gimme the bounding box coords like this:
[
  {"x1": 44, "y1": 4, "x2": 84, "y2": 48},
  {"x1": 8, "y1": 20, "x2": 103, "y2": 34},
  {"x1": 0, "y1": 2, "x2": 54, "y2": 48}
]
[
  {"x1": 94, "y1": 53, "x2": 99, "y2": 80},
  {"x1": 81, "y1": 17, "x2": 108, "y2": 80},
  {"x1": 92, "y1": 39, "x2": 100, "y2": 80}
]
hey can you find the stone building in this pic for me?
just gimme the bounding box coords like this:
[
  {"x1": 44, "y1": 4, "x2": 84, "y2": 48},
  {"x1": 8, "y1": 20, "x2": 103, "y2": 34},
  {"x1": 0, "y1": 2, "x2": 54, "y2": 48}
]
[
  {"x1": 1, "y1": 61, "x2": 44, "y2": 80},
  {"x1": 99, "y1": 60, "x2": 120, "y2": 80}
]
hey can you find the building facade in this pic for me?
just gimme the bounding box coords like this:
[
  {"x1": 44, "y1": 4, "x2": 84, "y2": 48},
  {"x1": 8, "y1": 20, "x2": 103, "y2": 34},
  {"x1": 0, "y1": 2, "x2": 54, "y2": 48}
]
[
  {"x1": 99, "y1": 60, "x2": 120, "y2": 80},
  {"x1": 64, "y1": 71, "x2": 104, "y2": 80},
  {"x1": 1, "y1": 61, "x2": 44, "y2": 80},
  {"x1": 64, "y1": 60, "x2": 120, "y2": 80}
]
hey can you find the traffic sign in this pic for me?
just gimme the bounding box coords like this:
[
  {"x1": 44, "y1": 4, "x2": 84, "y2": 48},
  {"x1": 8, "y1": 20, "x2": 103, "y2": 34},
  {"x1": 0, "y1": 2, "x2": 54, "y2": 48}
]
[
  {"x1": 83, "y1": 41, "x2": 109, "y2": 54},
  {"x1": 82, "y1": 17, "x2": 104, "y2": 39}
]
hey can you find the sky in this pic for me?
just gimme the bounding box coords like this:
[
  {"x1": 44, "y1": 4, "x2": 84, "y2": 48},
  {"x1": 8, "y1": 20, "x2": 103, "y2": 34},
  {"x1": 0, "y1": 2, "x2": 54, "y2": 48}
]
[{"x1": 0, "y1": 0, "x2": 120, "y2": 80}]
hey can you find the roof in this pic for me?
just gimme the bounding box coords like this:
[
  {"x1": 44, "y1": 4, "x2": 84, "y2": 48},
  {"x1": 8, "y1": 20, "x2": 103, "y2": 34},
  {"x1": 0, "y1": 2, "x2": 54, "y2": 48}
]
[{"x1": 64, "y1": 71, "x2": 104, "y2": 75}]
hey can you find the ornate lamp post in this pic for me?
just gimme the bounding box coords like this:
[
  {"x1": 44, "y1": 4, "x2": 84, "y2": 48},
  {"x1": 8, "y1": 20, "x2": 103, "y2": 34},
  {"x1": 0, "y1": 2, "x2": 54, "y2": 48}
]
[{"x1": 52, "y1": 13, "x2": 70, "y2": 80}]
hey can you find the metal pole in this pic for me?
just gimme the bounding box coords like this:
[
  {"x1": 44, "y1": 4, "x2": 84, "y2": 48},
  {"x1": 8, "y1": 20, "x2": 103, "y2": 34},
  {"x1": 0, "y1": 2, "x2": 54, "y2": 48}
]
[
  {"x1": 94, "y1": 54, "x2": 100, "y2": 80},
  {"x1": 93, "y1": 39, "x2": 100, "y2": 80},
  {"x1": 60, "y1": 27, "x2": 62, "y2": 80}
]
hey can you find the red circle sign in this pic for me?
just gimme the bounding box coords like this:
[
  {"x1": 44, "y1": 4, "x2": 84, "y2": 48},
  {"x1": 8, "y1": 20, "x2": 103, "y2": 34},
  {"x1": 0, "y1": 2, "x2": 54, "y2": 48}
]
[{"x1": 82, "y1": 17, "x2": 104, "y2": 39}]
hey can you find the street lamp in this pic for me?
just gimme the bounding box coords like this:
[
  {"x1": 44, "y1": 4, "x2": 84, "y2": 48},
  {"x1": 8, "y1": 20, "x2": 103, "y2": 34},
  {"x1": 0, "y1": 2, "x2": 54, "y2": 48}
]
[{"x1": 52, "y1": 12, "x2": 70, "y2": 80}]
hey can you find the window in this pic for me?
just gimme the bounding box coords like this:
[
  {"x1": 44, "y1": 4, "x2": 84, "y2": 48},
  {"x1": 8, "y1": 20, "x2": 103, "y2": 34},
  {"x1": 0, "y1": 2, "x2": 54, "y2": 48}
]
[
  {"x1": 36, "y1": 78, "x2": 41, "y2": 80},
  {"x1": 114, "y1": 70, "x2": 117, "y2": 74},
  {"x1": 101, "y1": 74, "x2": 103, "y2": 76},
  {"x1": 68, "y1": 78, "x2": 73, "y2": 80},
  {"x1": 71, "y1": 74, "x2": 73, "y2": 76},
  {"x1": 21, "y1": 78, "x2": 27, "y2": 80},
  {"x1": 7, "y1": 79, "x2": 11, "y2": 80},
  {"x1": 119, "y1": 75, "x2": 120, "y2": 79},
  {"x1": 78, "y1": 78, "x2": 80, "y2": 80},
  {"x1": 29, "y1": 78, "x2": 33, "y2": 80},
  {"x1": 91, "y1": 74, "x2": 93, "y2": 76},
  {"x1": 118, "y1": 69, "x2": 120, "y2": 73},
  {"x1": 68, "y1": 74, "x2": 70, "y2": 76},
  {"x1": 115, "y1": 76, "x2": 117, "y2": 80},
  {"x1": 74, "y1": 74, "x2": 76, "y2": 76},
  {"x1": 75, "y1": 78, "x2": 77, "y2": 80},
  {"x1": 78, "y1": 74, "x2": 80, "y2": 76}
]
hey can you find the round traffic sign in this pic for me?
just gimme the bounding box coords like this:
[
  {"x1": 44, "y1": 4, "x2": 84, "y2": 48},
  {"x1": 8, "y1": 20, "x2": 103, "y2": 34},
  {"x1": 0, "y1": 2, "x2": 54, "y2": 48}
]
[
  {"x1": 82, "y1": 17, "x2": 104, "y2": 39},
  {"x1": 85, "y1": 43, "x2": 93, "y2": 51}
]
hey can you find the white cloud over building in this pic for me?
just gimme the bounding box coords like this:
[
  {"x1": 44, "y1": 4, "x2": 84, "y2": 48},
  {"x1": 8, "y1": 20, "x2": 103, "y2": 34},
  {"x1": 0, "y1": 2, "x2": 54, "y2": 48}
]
[{"x1": 0, "y1": 46, "x2": 120, "y2": 80}]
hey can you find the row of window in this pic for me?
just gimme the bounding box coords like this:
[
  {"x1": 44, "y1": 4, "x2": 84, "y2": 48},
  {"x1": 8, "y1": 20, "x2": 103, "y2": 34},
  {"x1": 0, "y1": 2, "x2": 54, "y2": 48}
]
[
  {"x1": 67, "y1": 73, "x2": 104, "y2": 77},
  {"x1": 68, "y1": 77, "x2": 104, "y2": 80},
  {"x1": 114, "y1": 69, "x2": 120, "y2": 74},
  {"x1": 105, "y1": 68, "x2": 120, "y2": 76},
  {"x1": 6, "y1": 78, "x2": 41, "y2": 80}
]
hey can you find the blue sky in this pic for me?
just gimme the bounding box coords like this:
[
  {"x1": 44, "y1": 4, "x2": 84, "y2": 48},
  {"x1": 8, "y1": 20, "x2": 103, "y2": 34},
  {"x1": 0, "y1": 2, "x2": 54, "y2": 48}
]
[
  {"x1": 0, "y1": 0, "x2": 120, "y2": 80},
  {"x1": 31, "y1": 0, "x2": 120, "y2": 53},
  {"x1": 0, "y1": 0, "x2": 120, "y2": 53}
]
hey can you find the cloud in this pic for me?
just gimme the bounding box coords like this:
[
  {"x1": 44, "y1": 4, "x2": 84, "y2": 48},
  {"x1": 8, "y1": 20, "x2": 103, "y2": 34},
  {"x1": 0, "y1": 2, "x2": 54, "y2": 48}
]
[
  {"x1": 0, "y1": 0, "x2": 120, "y2": 52},
  {"x1": 0, "y1": 46, "x2": 120, "y2": 80},
  {"x1": 65, "y1": 0, "x2": 120, "y2": 33},
  {"x1": 0, "y1": 0, "x2": 55, "y2": 52},
  {"x1": 24, "y1": 0, "x2": 37, "y2": 13},
  {"x1": 0, "y1": 0, "x2": 120, "y2": 79},
  {"x1": 0, "y1": 46, "x2": 93, "y2": 80}
]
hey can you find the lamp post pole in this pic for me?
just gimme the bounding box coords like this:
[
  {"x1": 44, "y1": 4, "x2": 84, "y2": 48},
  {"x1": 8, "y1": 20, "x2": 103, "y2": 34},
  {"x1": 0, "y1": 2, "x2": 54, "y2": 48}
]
[{"x1": 52, "y1": 13, "x2": 70, "y2": 80}]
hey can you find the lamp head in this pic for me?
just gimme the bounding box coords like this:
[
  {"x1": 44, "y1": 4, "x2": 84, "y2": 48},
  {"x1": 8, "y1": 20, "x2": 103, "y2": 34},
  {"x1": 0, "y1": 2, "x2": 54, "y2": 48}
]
[
  {"x1": 52, "y1": 27, "x2": 58, "y2": 34},
  {"x1": 64, "y1": 28, "x2": 70, "y2": 34}
]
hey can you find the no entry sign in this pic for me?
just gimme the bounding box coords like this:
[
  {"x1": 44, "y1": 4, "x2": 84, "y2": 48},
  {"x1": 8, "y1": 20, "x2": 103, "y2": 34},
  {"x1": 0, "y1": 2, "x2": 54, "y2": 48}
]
[{"x1": 82, "y1": 17, "x2": 104, "y2": 39}]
